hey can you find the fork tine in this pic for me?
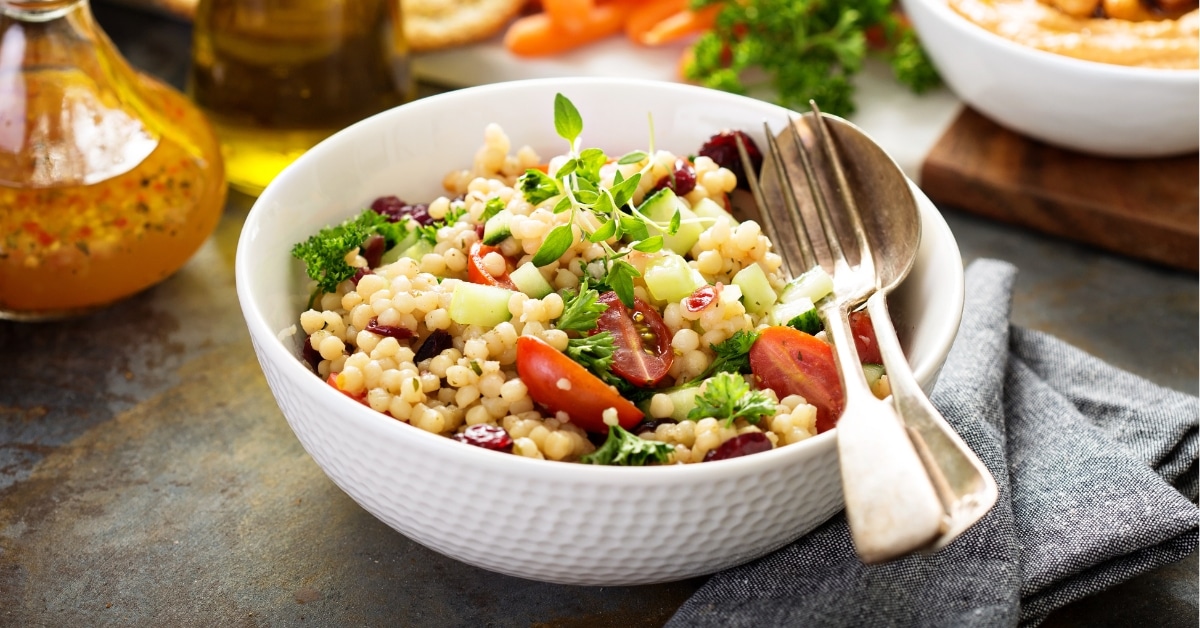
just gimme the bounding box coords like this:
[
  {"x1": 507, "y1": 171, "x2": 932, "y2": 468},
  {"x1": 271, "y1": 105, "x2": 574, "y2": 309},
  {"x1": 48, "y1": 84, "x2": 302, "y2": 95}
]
[
  {"x1": 804, "y1": 101, "x2": 874, "y2": 280},
  {"x1": 761, "y1": 122, "x2": 820, "y2": 274},
  {"x1": 784, "y1": 115, "x2": 852, "y2": 275}
]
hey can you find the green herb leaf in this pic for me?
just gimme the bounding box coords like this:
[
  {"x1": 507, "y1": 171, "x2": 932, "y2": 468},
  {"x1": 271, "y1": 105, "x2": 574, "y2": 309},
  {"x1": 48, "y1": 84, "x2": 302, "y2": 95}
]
[
  {"x1": 580, "y1": 424, "x2": 674, "y2": 466},
  {"x1": 619, "y1": 215, "x2": 650, "y2": 241},
  {"x1": 631, "y1": 236, "x2": 664, "y2": 253},
  {"x1": 592, "y1": 191, "x2": 615, "y2": 218},
  {"x1": 555, "y1": 281, "x2": 608, "y2": 333},
  {"x1": 518, "y1": 169, "x2": 560, "y2": 205},
  {"x1": 687, "y1": 372, "x2": 777, "y2": 426},
  {"x1": 531, "y1": 224, "x2": 575, "y2": 266},
  {"x1": 609, "y1": 172, "x2": 642, "y2": 208},
  {"x1": 696, "y1": 329, "x2": 760, "y2": 381},
  {"x1": 479, "y1": 197, "x2": 506, "y2": 222},
  {"x1": 589, "y1": 216, "x2": 619, "y2": 243},
  {"x1": 577, "y1": 148, "x2": 607, "y2": 183},
  {"x1": 552, "y1": 196, "x2": 573, "y2": 214},
  {"x1": 557, "y1": 158, "x2": 579, "y2": 178},
  {"x1": 617, "y1": 150, "x2": 648, "y2": 165},
  {"x1": 668, "y1": 209, "x2": 682, "y2": 236},
  {"x1": 606, "y1": 259, "x2": 640, "y2": 309},
  {"x1": 554, "y1": 93, "x2": 584, "y2": 145}
]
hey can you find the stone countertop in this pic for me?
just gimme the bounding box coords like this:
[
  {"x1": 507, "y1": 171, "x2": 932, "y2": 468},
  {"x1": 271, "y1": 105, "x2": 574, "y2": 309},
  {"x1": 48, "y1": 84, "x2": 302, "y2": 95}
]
[{"x1": 1, "y1": 3, "x2": 1195, "y2": 626}]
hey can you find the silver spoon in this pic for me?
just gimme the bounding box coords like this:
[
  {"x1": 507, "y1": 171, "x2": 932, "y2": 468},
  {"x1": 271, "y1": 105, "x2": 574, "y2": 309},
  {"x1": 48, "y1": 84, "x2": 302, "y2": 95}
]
[{"x1": 800, "y1": 105, "x2": 999, "y2": 553}]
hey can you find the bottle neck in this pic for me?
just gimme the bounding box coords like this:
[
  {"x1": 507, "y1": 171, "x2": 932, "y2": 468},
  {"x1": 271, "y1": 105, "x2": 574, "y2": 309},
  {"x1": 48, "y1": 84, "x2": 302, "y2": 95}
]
[{"x1": 0, "y1": 0, "x2": 161, "y2": 188}]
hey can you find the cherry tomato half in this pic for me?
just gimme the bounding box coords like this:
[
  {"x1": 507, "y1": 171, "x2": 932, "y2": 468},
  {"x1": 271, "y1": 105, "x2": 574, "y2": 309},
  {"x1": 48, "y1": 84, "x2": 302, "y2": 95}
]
[
  {"x1": 467, "y1": 241, "x2": 517, "y2": 290},
  {"x1": 749, "y1": 326, "x2": 844, "y2": 433},
  {"x1": 595, "y1": 291, "x2": 674, "y2": 387},
  {"x1": 327, "y1": 372, "x2": 366, "y2": 403},
  {"x1": 848, "y1": 310, "x2": 882, "y2": 365},
  {"x1": 515, "y1": 335, "x2": 643, "y2": 433}
]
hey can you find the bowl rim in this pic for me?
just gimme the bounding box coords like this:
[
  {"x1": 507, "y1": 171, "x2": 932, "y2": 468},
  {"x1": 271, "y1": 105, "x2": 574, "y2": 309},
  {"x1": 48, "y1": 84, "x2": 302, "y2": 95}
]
[
  {"x1": 235, "y1": 76, "x2": 963, "y2": 478},
  {"x1": 906, "y1": 0, "x2": 1200, "y2": 81}
]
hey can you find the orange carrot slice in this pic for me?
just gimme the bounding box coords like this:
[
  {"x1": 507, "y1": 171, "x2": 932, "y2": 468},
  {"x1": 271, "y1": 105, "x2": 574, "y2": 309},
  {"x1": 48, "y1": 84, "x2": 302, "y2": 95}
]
[
  {"x1": 634, "y1": 2, "x2": 723, "y2": 47},
  {"x1": 625, "y1": 0, "x2": 687, "y2": 44},
  {"x1": 543, "y1": 0, "x2": 595, "y2": 34},
  {"x1": 504, "y1": 1, "x2": 638, "y2": 57}
]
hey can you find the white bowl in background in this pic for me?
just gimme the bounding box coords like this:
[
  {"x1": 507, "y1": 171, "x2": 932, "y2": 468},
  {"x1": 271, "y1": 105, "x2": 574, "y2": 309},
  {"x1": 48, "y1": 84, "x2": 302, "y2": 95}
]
[
  {"x1": 235, "y1": 77, "x2": 965, "y2": 585},
  {"x1": 901, "y1": 0, "x2": 1199, "y2": 157}
]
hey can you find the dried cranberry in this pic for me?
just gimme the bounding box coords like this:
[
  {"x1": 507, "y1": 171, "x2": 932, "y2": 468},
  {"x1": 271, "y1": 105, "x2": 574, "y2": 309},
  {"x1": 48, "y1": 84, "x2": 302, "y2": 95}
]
[
  {"x1": 632, "y1": 418, "x2": 677, "y2": 436},
  {"x1": 302, "y1": 336, "x2": 322, "y2": 371},
  {"x1": 414, "y1": 329, "x2": 452, "y2": 362},
  {"x1": 648, "y1": 159, "x2": 697, "y2": 197},
  {"x1": 454, "y1": 424, "x2": 514, "y2": 453},
  {"x1": 350, "y1": 267, "x2": 372, "y2": 286},
  {"x1": 684, "y1": 284, "x2": 720, "y2": 313},
  {"x1": 703, "y1": 432, "x2": 773, "y2": 462},
  {"x1": 360, "y1": 233, "x2": 386, "y2": 268},
  {"x1": 698, "y1": 130, "x2": 762, "y2": 191},
  {"x1": 370, "y1": 195, "x2": 433, "y2": 226},
  {"x1": 365, "y1": 317, "x2": 414, "y2": 340}
]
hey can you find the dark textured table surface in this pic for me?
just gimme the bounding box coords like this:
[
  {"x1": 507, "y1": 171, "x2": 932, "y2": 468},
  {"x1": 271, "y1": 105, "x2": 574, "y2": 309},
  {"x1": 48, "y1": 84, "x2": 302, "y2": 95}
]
[{"x1": 1, "y1": 4, "x2": 1195, "y2": 626}]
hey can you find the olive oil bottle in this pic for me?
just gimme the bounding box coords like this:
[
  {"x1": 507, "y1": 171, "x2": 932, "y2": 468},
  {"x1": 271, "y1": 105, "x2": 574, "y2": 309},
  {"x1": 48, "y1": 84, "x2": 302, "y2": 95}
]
[{"x1": 189, "y1": 0, "x2": 413, "y2": 196}]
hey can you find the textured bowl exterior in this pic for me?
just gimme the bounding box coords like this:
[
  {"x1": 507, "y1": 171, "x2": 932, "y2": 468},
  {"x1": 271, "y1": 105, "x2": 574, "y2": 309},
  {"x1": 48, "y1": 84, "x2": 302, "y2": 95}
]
[
  {"x1": 902, "y1": 0, "x2": 1199, "y2": 157},
  {"x1": 235, "y1": 78, "x2": 965, "y2": 585}
]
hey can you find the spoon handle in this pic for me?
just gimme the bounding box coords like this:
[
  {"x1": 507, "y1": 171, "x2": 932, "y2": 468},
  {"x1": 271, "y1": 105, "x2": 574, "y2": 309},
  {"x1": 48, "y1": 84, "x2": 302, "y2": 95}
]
[
  {"x1": 824, "y1": 298, "x2": 943, "y2": 563},
  {"x1": 865, "y1": 292, "x2": 999, "y2": 548}
]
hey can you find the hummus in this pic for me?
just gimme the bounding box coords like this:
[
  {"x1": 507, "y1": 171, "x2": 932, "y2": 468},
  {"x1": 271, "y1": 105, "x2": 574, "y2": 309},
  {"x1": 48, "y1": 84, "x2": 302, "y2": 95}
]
[{"x1": 949, "y1": 0, "x2": 1200, "y2": 69}]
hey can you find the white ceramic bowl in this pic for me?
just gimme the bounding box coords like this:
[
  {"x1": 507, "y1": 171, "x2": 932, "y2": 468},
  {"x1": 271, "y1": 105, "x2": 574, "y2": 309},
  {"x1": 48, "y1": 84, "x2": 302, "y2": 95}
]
[
  {"x1": 235, "y1": 77, "x2": 965, "y2": 585},
  {"x1": 901, "y1": 0, "x2": 1199, "y2": 157}
]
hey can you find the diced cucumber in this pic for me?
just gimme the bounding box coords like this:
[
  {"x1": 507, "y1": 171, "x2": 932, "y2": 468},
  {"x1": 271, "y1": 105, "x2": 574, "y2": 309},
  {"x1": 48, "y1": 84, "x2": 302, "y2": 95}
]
[
  {"x1": 509, "y1": 261, "x2": 554, "y2": 298},
  {"x1": 399, "y1": 239, "x2": 433, "y2": 262},
  {"x1": 634, "y1": 188, "x2": 704, "y2": 255},
  {"x1": 637, "y1": 384, "x2": 702, "y2": 422},
  {"x1": 643, "y1": 253, "x2": 703, "y2": 304},
  {"x1": 732, "y1": 262, "x2": 778, "y2": 314},
  {"x1": 449, "y1": 282, "x2": 513, "y2": 327},
  {"x1": 691, "y1": 196, "x2": 733, "y2": 224},
  {"x1": 780, "y1": 266, "x2": 834, "y2": 305},
  {"x1": 769, "y1": 295, "x2": 816, "y2": 327},
  {"x1": 379, "y1": 229, "x2": 422, "y2": 265},
  {"x1": 863, "y1": 363, "x2": 888, "y2": 398},
  {"x1": 482, "y1": 209, "x2": 513, "y2": 245}
]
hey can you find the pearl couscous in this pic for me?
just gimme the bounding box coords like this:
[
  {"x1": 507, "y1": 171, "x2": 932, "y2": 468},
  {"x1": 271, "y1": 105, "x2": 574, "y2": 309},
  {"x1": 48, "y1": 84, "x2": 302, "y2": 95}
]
[{"x1": 292, "y1": 96, "x2": 886, "y2": 466}]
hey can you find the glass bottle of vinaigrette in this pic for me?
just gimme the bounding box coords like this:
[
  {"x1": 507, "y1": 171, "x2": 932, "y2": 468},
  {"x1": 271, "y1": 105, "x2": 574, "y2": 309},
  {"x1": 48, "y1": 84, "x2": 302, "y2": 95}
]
[
  {"x1": 189, "y1": 0, "x2": 415, "y2": 197},
  {"x1": 0, "y1": 0, "x2": 227, "y2": 320}
]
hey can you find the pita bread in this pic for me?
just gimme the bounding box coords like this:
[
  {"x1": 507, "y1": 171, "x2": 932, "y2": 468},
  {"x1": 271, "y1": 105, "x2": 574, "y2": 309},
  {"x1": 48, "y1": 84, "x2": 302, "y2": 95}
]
[{"x1": 403, "y1": 0, "x2": 528, "y2": 52}]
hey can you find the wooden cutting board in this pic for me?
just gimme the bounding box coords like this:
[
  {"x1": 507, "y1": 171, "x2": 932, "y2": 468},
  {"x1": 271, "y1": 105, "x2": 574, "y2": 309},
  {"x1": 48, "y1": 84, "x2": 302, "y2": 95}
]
[{"x1": 921, "y1": 107, "x2": 1199, "y2": 272}]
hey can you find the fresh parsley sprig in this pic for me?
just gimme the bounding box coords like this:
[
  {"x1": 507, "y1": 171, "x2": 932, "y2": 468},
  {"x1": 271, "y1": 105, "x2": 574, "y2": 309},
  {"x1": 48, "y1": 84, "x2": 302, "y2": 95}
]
[
  {"x1": 687, "y1": 372, "x2": 777, "y2": 427},
  {"x1": 696, "y1": 329, "x2": 760, "y2": 381},
  {"x1": 563, "y1": 333, "x2": 627, "y2": 389},
  {"x1": 555, "y1": 282, "x2": 607, "y2": 333},
  {"x1": 580, "y1": 424, "x2": 675, "y2": 466},
  {"x1": 684, "y1": 0, "x2": 940, "y2": 117},
  {"x1": 291, "y1": 209, "x2": 405, "y2": 298}
]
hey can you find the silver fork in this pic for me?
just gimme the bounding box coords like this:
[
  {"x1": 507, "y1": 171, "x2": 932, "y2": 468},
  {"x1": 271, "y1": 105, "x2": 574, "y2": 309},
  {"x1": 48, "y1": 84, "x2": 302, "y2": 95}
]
[{"x1": 737, "y1": 111, "x2": 945, "y2": 563}]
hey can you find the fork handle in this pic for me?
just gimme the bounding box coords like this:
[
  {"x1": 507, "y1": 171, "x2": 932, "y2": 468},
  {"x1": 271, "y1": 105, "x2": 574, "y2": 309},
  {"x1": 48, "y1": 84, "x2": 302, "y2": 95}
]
[
  {"x1": 865, "y1": 292, "x2": 999, "y2": 549},
  {"x1": 824, "y1": 300, "x2": 944, "y2": 564}
]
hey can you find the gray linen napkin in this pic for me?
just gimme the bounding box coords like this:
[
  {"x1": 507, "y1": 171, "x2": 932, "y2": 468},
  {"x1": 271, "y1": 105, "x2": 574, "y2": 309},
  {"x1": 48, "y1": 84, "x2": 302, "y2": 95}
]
[{"x1": 667, "y1": 258, "x2": 1199, "y2": 628}]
